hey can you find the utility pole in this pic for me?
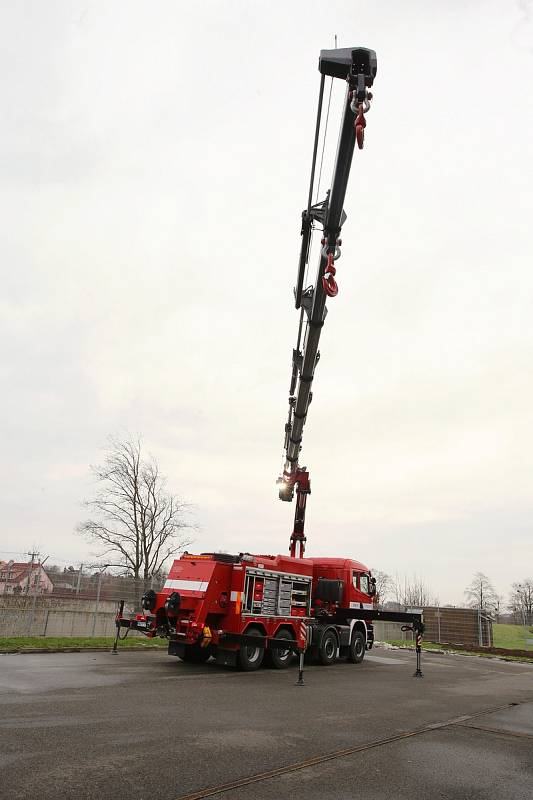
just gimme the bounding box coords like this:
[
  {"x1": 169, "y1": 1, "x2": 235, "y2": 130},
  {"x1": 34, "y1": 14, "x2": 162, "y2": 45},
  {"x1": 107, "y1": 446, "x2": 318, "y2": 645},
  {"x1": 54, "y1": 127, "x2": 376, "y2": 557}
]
[
  {"x1": 76, "y1": 564, "x2": 84, "y2": 595},
  {"x1": 25, "y1": 550, "x2": 38, "y2": 595},
  {"x1": 27, "y1": 555, "x2": 48, "y2": 636}
]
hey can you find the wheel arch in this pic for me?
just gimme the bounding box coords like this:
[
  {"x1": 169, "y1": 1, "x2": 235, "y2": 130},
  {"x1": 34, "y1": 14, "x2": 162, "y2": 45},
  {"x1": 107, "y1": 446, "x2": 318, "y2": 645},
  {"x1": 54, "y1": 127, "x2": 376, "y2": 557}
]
[
  {"x1": 350, "y1": 619, "x2": 367, "y2": 642},
  {"x1": 274, "y1": 622, "x2": 297, "y2": 639},
  {"x1": 243, "y1": 621, "x2": 267, "y2": 637}
]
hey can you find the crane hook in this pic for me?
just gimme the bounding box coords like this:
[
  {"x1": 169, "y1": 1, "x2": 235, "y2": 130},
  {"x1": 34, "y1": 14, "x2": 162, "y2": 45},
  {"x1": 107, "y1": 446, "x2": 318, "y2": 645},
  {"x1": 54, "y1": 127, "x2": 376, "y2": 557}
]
[
  {"x1": 355, "y1": 103, "x2": 366, "y2": 150},
  {"x1": 350, "y1": 91, "x2": 371, "y2": 151},
  {"x1": 322, "y1": 252, "x2": 338, "y2": 298}
]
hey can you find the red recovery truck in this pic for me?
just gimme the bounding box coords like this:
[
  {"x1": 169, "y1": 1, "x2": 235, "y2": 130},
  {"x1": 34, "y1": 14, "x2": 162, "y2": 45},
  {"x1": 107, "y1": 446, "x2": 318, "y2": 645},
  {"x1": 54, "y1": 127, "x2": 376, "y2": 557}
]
[
  {"x1": 116, "y1": 552, "x2": 377, "y2": 670},
  {"x1": 116, "y1": 46, "x2": 424, "y2": 676}
]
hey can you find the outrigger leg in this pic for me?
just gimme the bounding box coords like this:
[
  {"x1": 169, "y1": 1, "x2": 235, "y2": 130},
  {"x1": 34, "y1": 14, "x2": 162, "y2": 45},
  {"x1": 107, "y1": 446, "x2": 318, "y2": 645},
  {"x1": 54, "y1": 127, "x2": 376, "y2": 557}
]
[
  {"x1": 112, "y1": 600, "x2": 125, "y2": 654},
  {"x1": 295, "y1": 649, "x2": 305, "y2": 686},
  {"x1": 402, "y1": 620, "x2": 425, "y2": 677}
]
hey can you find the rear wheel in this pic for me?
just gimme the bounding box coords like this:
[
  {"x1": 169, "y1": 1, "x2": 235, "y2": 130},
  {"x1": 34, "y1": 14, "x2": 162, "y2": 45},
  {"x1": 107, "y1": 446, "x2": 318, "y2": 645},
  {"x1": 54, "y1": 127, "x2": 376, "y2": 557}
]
[
  {"x1": 238, "y1": 627, "x2": 264, "y2": 671},
  {"x1": 181, "y1": 644, "x2": 212, "y2": 664},
  {"x1": 318, "y1": 629, "x2": 338, "y2": 666},
  {"x1": 347, "y1": 629, "x2": 365, "y2": 664},
  {"x1": 267, "y1": 629, "x2": 295, "y2": 669}
]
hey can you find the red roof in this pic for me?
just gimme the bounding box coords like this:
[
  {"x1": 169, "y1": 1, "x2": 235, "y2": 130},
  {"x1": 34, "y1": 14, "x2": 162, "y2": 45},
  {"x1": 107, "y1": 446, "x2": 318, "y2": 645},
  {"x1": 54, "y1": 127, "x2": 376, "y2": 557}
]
[{"x1": 0, "y1": 561, "x2": 45, "y2": 583}]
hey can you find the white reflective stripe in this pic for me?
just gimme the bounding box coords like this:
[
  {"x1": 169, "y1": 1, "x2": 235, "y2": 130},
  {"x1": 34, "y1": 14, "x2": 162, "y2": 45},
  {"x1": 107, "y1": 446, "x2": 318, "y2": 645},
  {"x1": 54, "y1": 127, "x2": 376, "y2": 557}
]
[
  {"x1": 164, "y1": 579, "x2": 208, "y2": 592},
  {"x1": 362, "y1": 603, "x2": 374, "y2": 610},
  {"x1": 230, "y1": 591, "x2": 239, "y2": 602},
  {"x1": 349, "y1": 601, "x2": 373, "y2": 610}
]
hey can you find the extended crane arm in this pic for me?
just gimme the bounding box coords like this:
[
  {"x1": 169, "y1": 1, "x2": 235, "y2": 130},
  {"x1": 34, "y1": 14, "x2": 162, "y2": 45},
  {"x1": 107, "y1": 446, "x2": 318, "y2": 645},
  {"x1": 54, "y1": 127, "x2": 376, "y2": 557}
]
[{"x1": 277, "y1": 47, "x2": 377, "y2": 556}]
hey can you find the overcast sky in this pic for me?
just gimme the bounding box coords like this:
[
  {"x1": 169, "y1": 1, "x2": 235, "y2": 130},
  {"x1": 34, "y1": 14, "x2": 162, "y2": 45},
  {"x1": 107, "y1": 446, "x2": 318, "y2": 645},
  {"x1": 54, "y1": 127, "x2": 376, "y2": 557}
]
[{"x1": 1, "y1": 0, "x2": 532, "y2": 605}]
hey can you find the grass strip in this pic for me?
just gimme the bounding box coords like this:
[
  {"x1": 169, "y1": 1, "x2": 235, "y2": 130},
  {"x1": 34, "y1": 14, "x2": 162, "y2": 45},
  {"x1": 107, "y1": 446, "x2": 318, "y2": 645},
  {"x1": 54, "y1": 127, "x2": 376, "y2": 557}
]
[
  {"x1": 0, "y1": 636, "x2": 168, "y2": 652},
  {"x1": 385, "y1": 639, "x2": 533, "y2": 663}
]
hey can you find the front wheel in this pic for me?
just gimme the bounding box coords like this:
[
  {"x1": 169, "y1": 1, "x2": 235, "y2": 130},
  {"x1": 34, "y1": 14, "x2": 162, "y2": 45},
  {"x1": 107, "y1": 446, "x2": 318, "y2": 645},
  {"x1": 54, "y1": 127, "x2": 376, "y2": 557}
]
[
  {"x1": 347, "y1": 629, "x2": 366, "y2": 664},
  {"x1": 238, "y1": 627, "x2": 264, "y2": 671}
]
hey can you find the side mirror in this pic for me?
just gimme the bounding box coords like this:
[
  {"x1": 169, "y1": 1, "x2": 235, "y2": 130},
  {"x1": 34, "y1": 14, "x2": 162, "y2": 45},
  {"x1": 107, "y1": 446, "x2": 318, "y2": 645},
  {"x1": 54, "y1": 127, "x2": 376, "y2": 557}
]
[{"x1": 369, "y1": 577, "x2": 377, "y2": 597}]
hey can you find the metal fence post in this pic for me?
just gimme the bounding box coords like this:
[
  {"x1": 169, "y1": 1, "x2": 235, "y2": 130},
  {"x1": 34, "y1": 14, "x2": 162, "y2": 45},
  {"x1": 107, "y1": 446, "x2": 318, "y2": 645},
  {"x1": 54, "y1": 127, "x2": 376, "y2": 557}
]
[
  {"x1": 478, "y1": 609, "x2": 483, "y2": 646},
  {"x1": 42, "y1": 609, "x2": 50, "y2": 637},
  {"x1": 27, "y1": 586, "x2": 38, "y2": 636},
  {"x1": 436, "y1": 606, "x2": 441, "y2": 644},
  {"x1": 91, "y1": 572, "x2": 102, "y2": 637}
]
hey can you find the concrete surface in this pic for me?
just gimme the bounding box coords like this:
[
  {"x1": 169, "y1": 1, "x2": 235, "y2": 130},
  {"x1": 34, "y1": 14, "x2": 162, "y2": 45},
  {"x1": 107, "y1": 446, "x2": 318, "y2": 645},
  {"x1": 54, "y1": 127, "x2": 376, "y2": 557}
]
[{"x1": 1, "y1": 646, "x2": 532, "y2": 799}]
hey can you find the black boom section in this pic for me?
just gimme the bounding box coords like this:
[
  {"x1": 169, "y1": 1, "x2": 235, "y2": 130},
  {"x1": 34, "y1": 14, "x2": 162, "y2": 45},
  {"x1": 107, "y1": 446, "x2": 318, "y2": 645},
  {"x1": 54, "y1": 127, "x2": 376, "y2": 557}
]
[
  {"x1": 278, "y1": 46, "x2": 377, "y2": 509},
  {"x1": 335, "y1": 608, "x2": 425, "y2": 635}
]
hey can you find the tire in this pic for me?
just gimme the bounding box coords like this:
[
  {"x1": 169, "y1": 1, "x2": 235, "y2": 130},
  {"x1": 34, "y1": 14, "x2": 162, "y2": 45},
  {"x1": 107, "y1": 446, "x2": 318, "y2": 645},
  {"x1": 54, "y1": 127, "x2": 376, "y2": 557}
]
[
  {"x1": 318, "y1": 629, "x2": 338, "y2": 666},
  {"x1": 267, "y1": 629, "x2": 295, "y2": 670},
  {"x1": 347, "y1": 629, "x2": 366, "y2": 664},
  {"x1": 181, "y1": 644, "x2": 212, "y2": 664},
  {"x1": 238, "y1": 627, "x2": 264, "y2": 671}
]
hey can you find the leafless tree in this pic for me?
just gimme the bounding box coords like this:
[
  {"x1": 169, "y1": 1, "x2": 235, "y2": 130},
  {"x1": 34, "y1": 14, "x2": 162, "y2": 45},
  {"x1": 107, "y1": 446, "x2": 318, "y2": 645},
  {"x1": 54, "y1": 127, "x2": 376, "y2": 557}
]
[
  {"x1": 78, "y1": 436, "x2": 195, "y2": 579},
  {"x1": 392, "y1": 574, "x2": 433, "y2": 608},
  {"x1": 509, "y1": 579, "x2": 533, "y2": 625},
  {"x1": 464, "y1": 572, "x2": 498, "y2": 613},
  {"x1": 371, "y1": 569, "x2": 391, "y2": 606}
]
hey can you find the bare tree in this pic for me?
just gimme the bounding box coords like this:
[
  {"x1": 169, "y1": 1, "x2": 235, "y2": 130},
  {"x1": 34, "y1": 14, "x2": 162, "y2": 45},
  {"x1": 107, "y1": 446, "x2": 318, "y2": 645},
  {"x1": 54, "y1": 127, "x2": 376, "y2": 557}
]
[
  {"x1": 464, "y1": 572, "x2": 498, "y2": 613},
  {"x1": 509, "y1": 579, "x2": 533, "y2": 625},
  {"x1": 494, "y1": 594, "x2": 504, "y2": 622},
  {"x1": 392, "y1": 574, "x2": 433, "y2": 608},
  {"x1": 371, "y1": 569, "x2": 391, "y2": 606},
  {"x1": 78, "y1": 436, "x2": 195, "y2": 579}
]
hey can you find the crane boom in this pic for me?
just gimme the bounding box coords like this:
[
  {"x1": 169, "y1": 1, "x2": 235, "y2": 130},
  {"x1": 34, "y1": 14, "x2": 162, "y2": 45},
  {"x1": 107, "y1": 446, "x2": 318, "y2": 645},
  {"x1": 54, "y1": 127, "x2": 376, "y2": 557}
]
[{"x1": 277, "y1": 47, "x2": 377, "y2": 558}]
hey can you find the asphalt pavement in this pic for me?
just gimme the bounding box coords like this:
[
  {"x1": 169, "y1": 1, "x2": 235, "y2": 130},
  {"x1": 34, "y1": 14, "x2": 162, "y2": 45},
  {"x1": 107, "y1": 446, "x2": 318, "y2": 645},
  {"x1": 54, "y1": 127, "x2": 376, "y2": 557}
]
[{"x1": 1, "y1": 646, "x2": 532, "y2": 799}]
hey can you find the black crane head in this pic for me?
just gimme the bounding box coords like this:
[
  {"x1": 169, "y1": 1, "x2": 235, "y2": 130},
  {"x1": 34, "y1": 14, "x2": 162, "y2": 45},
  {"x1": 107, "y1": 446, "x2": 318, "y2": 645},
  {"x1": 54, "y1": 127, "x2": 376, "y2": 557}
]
[{"x1": 319, "y1": 46, "x2": 377, "y2": 87}]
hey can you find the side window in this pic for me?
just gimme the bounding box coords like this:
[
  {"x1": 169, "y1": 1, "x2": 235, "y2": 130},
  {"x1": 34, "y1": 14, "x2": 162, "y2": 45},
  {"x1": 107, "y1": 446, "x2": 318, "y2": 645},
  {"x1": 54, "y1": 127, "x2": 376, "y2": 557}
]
[
  {"x1": 360, "y1": 575, "x2": 369, "y2": 595},
  {"x1": 352, "y1": 571, "x2": 359, "y2": 590}
]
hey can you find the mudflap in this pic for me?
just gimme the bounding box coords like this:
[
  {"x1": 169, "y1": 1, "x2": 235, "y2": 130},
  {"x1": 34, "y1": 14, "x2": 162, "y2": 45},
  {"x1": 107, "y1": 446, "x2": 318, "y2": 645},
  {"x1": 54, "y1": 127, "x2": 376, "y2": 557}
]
[
  {"x1": 215, "y1": 649, "x2": 238, "y2": 668},
  {"x1": 168, "y1": 640, "x2": 186, "y2": 658}
]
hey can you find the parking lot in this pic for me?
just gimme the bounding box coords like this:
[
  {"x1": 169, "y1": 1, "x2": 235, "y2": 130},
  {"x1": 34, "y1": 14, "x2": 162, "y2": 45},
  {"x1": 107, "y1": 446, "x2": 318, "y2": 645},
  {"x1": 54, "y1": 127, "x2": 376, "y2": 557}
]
[{"x1": 1, "y1": 646, "x2": 532, "y2": 799}]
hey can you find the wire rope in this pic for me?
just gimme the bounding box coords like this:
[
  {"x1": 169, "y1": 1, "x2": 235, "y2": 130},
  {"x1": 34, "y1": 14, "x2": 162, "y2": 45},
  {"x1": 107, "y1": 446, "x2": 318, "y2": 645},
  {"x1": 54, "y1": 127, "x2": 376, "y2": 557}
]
[{"x1": 314, "y1": 76, "x2": 334, "y2": 205}]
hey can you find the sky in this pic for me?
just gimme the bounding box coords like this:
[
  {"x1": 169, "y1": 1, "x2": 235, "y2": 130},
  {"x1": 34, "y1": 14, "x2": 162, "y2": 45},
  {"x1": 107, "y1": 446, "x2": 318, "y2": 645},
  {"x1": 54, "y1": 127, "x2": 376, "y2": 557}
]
[{"x1": 1, "y1": 0, "x2": 532, "y2": 605}]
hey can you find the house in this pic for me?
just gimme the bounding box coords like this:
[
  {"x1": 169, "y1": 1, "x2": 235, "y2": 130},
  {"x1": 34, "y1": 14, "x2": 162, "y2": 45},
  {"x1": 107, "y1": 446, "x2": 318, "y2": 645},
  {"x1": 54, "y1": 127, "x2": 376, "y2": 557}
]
[{"x1": 0, "y1": 560, "x2": 54, "y2": 595}]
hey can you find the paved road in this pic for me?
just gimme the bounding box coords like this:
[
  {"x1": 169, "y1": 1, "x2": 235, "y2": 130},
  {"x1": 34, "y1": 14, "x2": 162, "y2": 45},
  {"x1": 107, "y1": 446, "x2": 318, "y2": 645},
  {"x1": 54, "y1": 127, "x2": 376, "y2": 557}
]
[{"x1": 1, "y1": 646, "x2": 532, "y2": 799}]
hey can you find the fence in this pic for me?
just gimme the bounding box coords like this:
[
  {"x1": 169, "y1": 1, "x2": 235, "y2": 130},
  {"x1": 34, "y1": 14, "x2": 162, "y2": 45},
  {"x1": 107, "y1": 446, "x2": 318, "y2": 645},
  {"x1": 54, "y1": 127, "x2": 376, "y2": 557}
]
[
  {"x1": 0, "y1": 574, "x2": 163, "y2": 638},
  {"x1": 0, "y1": 589, "x2": 496, "y2": 647},
  {"x1": 373, "y1": 606, "x2": 494, "y2": 649}
]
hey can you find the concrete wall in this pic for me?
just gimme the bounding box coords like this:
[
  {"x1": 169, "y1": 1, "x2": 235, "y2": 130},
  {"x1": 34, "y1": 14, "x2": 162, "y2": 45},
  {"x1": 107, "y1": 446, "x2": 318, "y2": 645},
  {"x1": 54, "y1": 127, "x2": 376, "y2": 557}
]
[
  {"x1": 0, "y1": 596, "x2": 121, "y2": 638},
  {"x1": 1, "y1": 608, "x2": 118, "y2": 638},
  {"x1": 372, "y1": 622, "x2": 410, "y2": 642}
]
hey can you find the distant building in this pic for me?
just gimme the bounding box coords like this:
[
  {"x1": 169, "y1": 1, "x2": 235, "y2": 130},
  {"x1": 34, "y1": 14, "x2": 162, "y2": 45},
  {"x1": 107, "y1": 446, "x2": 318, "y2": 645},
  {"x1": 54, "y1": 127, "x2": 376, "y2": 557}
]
[{"x1": 0, "y1": 560, "x2": 54, "y2": 595}]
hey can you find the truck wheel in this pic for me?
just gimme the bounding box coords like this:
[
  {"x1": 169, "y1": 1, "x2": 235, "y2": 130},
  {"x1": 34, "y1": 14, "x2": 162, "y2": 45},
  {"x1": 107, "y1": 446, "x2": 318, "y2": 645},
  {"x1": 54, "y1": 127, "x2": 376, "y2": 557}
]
[
  {"x1": 318, "y1": 629, "x2": 338, "y2": 666},
  {"x1": 347, "y1": 629, "x2": 365, "y2": 664},
  {"x1": 181, "y1": 644, "x2": 212, "y2": 664},
  {"x1": 268, "y1": 629, "x2": 295, "y2": 669},
  {"x1": 238, "y1": 627, "x2": 264, "y2": 671}
]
